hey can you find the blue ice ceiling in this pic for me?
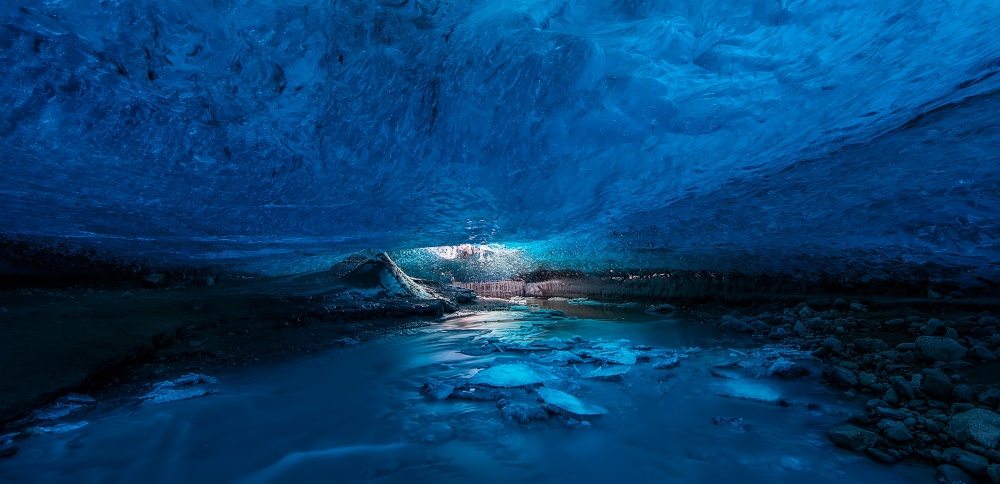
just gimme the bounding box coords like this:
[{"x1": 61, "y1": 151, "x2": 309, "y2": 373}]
[{"x1": 1, "y1": 0, "x2": 999, "y2": 276}]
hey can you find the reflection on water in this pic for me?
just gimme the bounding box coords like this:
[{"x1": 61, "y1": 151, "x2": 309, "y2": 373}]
[{"x1": 0, "y1": 303, "x2": 934, "y2": 483}]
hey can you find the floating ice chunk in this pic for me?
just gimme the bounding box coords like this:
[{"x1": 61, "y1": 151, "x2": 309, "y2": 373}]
[
  {"x1": 140, "y1": 373, "x2": 219, "y2": 405},
  {"x1": 567, "y1": 298, "x2": 601, "y2": 306},
  {"x1": 584, "y1": 365, "x2": 630, "y2": 381},
  {"x1": 510, "y1": 297, "x2": 528, "y2": 305},
  {"x1": 714, "y1": 381, "x2": 782, "y2": 404},
  {"x1": 539, "y1": 350, "x2": 584, "y2": 366},
  {"x1": 468, "y1": 364, "x2": 556, "y2": 387},
  {"x1": 535, "y1": 388, "x2": 607, "y2": 416},
  {"x1": 593, "y1": 347, "x2": 638, "y2": 365},
  {"x1": 543, "y1": 337, "x2": 569, "y2": 350},
  {"x1": 652, "y1": 356, "x2": 681, "y2": 370},
  {"x1": 510, "y1": 305, "x2": 531, "y2": 311}
]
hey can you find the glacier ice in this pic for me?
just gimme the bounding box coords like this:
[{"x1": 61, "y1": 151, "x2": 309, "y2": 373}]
[
  {"x1": 468, "y1": 363, "x2": 556, "y2": 388},
  {"x1": 0, "y1": 0, "x2": 998, "y2": 278}
]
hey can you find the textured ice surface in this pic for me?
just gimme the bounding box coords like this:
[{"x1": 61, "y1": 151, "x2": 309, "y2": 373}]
[
  {"x1": 535, "y1": 387, "x2": 608, "y2": 416},
  {"x1": 1, "y1": 1, "x2": 999, "y2": 276},
  {"x1": 468, "y1": 364, "x2": 556, "y2": 388}
]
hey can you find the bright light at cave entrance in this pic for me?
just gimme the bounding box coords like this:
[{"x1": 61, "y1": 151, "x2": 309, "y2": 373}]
[{"x1": 425, "y1": 244, "x2": 523, "y2": 262}]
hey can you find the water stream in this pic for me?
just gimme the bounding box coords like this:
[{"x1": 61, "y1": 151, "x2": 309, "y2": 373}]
[{"x1": 0, "y1": 301, "x2": 935, "y2": 483}]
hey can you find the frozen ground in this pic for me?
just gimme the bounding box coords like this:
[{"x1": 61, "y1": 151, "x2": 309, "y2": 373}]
[{"x1": 0, "y1": 302, "x2": 934, "y2": 483}]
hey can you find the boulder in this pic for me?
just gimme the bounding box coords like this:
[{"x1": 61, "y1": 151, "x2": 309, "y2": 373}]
[
  {"x1": 947, "y1": 409, "x2": 1000, "y2": 449},
  {"x1": 829, "y1": 425, "x2": 879, "y2": 451},
  {"x1": 915, "y1": 336, "x2": 967, "y2": 362},
  {"x1": 854, "y1": 338, "x2": 890, "y2": 354},
  {"x1": 921, "y1": 368, "x2": 955, "y2": 401},
  {"x1": 829, "y1": 366, "x2": 858, "y2": 389},
  {"x1": 937, "y1": 464, "x2": 976, "y2": 484}
]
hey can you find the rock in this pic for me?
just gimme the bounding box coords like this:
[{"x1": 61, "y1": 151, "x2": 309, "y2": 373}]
[
  {"x1": 829, "y1": 366, "x2": 858, "y2": 389},
  {"x1": 829, "y1": 425, "x2": 880, "y2": 451},
  {"x1": 922, "y1": 319, "x2": 946, "y2": 336},
  {"x1": 720, "y1": 317, "x2": 753, "y2": 334},
  {"x1": 767, "y1": 358, "x2": 810, "y2": 380},
  {"x1": 953, "y1": 403, "x2": 977, "y2": 415},
  {"x1": 646, "y1": 304, "x2": 676, "y2": 314},
  {"x1": 854, "y1": 338, "x2": 890, "y2": 354},
  {"x1": 120, "y1": 291, "x2": 133, "y2": 300},
  {"x1": 535, "y1": 388, "x2": 607, "y2": 416},
  {"x1": 954, "y1": 384, "x2": 976, "y2": 403},
  {"x1": 970, "y1": 346, "x2": 998, "y2": 362},
  {"x1": 420, "y1": 382, "x2": 455, "y2": 400},
  {"x1": 947, "y1": 409, "x2": 1000, "y2": 449},
  {"x1": 832, "y1": 298, "x2": 850, "y2": 311},
  {"x1": 850, "y1": 302, "x2": 868, "y2": 312},
  {"x1": 883, "y1": 422, "x2": 914, "y2": 443},
  {"x1": 865, "y1": 447, "x2": 896, "y2": 464},
  {"x1": 144, "y1": 273, "x2": 166, "y2": 285},
  {"x1": 889, "y1": 376, "x2": 916, "y2": 402},
  {"x1": 938, "y1": 464, "x2": 976, "y2": 484},
  {"x1": 858, "y1": 371, "x2": 877, "y2": 387},
  {"x1": 0, "y1": 446, "x2": 17, "y2": 458},
  {"x1": 188, "y1": 340, "x2": 203, "y2": 348},
  {"x1": 952, "y1": 450, "x2": 990, "y2": 478},
  {"x1": 205, "y1": 276, "x2": 215, "y2": 287},
  {"x1": 980, "y1": 389, "x2": 1000, "y2": 407},
  {"x1": 916, "y1": 336, "x2": 967, "y2": 362},
  {"x1": 922, "y1": 368, "x2": 955, "y2": 401},
  {"x1": 822, "y1": 337, "x2": 844, "y2": 353},
  {"x1": 469, "y1": 364, "x2": 556, "y2": 388},
  {"x1": 896, "y1": 342, "x2": 917, "y2": 352},
  {"x1": 988, "y1": 464, "x2": 1000, "y2": 484},
  {"x1": 499, "y1": 403, "x2": 548, "y2": 424}
]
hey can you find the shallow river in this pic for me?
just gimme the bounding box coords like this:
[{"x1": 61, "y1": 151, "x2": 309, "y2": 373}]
[{"x1": 0, "y1": 300, "x2": 935, "y2": 483}]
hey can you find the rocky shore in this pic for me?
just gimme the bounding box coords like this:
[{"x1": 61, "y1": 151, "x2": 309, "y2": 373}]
[{"x1": 697, "y1": 298, "x2": 1000, "y2": 483}]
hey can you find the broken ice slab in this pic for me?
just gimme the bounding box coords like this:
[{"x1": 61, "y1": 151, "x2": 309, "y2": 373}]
[
  {"x1": 510, "y1": 305, "x2": 531, "y2": 311},
  {"x1": 652, "y1": 356, "x2": 681, "y2": 370},
  {"x1": 468, "y1": 364, "x2": 556, "y2": 388},
  {"x1": 139, "y1": 373, "x2": 219, "y2": 405},
  {"x1": 538, "y1": 350, "x2": 584, "y2": 366},
  {"x1": 591, "y1": 347, "x2": 638, "y2": 365},
  {"x1": 541, "y1": 337, "x2": 569, "y2": 350},
  {"x1": 584, "y1": 365, "x2": 630, "y2": 381},
  {"x1": 714, "y1": 381, "x2": 783, "y2": 405},
  {"x1": 535, "y1": 388, "x2": 607, "y2": 416}
]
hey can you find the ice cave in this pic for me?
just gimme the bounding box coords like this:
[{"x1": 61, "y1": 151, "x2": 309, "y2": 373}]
[{"x1": 1, "y1": 0, "x2": 999, "y2": 482}]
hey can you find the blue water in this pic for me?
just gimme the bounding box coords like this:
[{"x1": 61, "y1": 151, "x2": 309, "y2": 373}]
[{"x1": 0, "y1": 304, "x2": 934, "y2": 483}]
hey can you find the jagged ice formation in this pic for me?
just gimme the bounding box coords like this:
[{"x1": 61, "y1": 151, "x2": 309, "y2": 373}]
[{"x1": 1, "y1": 0, "x2": 999, "y2": 278}]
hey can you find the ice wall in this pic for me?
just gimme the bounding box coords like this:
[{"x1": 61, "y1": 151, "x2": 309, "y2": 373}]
[{"x1": 1, "y1": 1, "x2": 998, "y2": 277}]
